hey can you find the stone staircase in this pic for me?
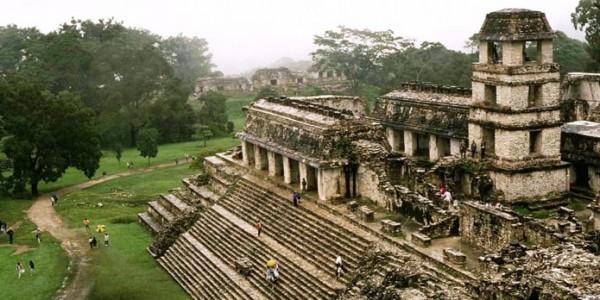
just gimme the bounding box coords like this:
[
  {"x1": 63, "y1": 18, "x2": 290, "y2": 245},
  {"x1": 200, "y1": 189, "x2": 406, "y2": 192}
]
[
  {"x1": 140, "y1": 155, "x2": 478, "y2": 299},
  {"x1": 219, "y1": 177, "x2": 372, "y2": 281}
]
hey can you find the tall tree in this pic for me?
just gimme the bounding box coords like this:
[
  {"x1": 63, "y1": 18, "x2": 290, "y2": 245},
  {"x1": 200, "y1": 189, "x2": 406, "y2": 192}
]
[
  {"x1": 197, "y1": 91, "x2": 229, "y2": 135},
  {"x1": 572, "y1": 0, "x2": 600, "y2": 70},
  {"x1": 137, "y1": 127, "x2": 159, "y2": 165},
  {"x1": 0, "y1": 78, "x2": 101, "y2": 195},
  {"x1": 161, "y1": 34, "x2": 214, "y2": 87},
  {"x1": 553, "y1": 30, "x2": 594, "y2": 76},
  {"x1": 311, "y1": 26, "x2": 412, "y2": 94}
]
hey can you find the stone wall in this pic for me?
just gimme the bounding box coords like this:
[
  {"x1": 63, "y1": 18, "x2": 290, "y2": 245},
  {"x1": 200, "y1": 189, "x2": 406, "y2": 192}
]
[
  {"x1": 194, "y1": 77, "x2": 252, "y2": 94},
  {"x1": 460, "y1": 201, "x2": 523, "y2": 252},
  {"x1": 560, "y1": 72, "x2": 600, "y2": 122},
  {"x1": 490, "y1": 167, "x2": 569, "y2": 201},
  {"x1": 289, "y1": 95, "x2": 365, "y2": 116}
]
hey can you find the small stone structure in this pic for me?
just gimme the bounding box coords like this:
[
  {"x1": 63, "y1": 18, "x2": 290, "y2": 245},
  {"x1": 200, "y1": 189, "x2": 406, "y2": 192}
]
[
  {"x1": 251, "y1": 67, "x2": 303, "y2": 88},
  {"x1": 194, "y1": 77, "x2": 252, "y2": 95}
]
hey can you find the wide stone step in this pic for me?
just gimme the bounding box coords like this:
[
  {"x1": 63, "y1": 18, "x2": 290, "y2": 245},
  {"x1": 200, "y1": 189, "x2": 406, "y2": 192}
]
[
  {"x1": 137, "y1": 212, "x2": 161, "y2": 234},
  {"x1": 147, "y1": 200, "x2": 174, "y2": 223},
  {"x1": 227, "y1": 184, "x2": 367, "y2": 261},
  {"x1": 159, "y1": 193, "x2": 193, "y2": 215},
  {"x1": 236, "y1": 179, "x2": 371, "y2": 249},
  {"x1": 219, "y1": 193, "x2": 358, "y2": 280},
  {"x1": 183, "y1": 178, "x2": 221, "y2": 202},
  {"x1": 159, "y1": 254, "x2": 206, "y2": 299},
  {"x1": 191, "y1": 209, "x2": 336, "y2": 299},
  {"x1": 232, "y1": 182, "x2": 370, "y2": 255}
]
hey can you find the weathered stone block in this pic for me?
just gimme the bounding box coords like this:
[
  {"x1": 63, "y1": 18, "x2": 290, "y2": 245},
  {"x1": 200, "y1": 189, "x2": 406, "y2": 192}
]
[
  {"x1": 443, "y1": 248, "x2": 467, "y2": 265},
  {"x1": 347, "y1": 201, "x2": 359, "y2": 212},
  {"x1": 359, "y1": 206, "x2": 374, "y2": 222},
  {"x1": 380, "y1": 219, "x2": 402, "y2": 234},
  {"x1": 557, "y1": 206, "x2": 574, "y2": 219},
  {"x1": 411, "y1": 232, "x2": 432, "y2": 248},
  {"x1": 235, "y1": 257, "x2": 253, "y2": 276}
]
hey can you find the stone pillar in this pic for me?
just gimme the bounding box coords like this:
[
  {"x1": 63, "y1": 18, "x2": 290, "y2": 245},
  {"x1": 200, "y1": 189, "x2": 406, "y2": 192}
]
[
  {"x1": 450, "y1": 138, "x2": 461, "y2": 156},
  {"x1": 254, "y1": 146, "x2": 262, "y2": 170},
  {"x1": 242, "y1": 141, "x2": 250, "y2": 165},
  {"x1": 429, "y1": 134, "x2": 439, "y2": 161},
  {"x1": 539, "y1": 40, "x2": 553, "y2": 64},
  {"x1": 317, "y1": 167, "x2": 342, "y2": 201},
  {"x1": 267, "y1": 151, "x2": 277, "y2": 176},
  {"x1": 283, "y1": 156, "x2": 291, "y2": 184},
  {"x1": 502, "y1": 41, "x2": 524, "y2": 66},
  {"x1": 404, "y1": 130, "x2": 416, "y2": 157},
  {"x1": 386, "y1": 127, "x2": 401, "y2": 151},
  {"x1": 299, "y1": 162, "x2": 308, "y2": 192},
  {"x1": 479, "y1": 42, "x2": 490, "y2": 64}
]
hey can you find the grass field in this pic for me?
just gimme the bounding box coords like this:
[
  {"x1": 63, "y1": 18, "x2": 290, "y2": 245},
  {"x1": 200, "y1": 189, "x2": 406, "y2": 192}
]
[
  {"x1": 0, "y1": 199, "x2": 69, "y2": 300},
  {"x1": 55, "y1": 164, "x2": 196, "y2": 300}
]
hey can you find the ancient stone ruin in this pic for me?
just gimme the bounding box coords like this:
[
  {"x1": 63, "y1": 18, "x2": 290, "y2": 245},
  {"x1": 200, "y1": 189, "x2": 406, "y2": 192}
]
[{"x1": 138, "y1": 8, "x2": 600, "y2": 300}]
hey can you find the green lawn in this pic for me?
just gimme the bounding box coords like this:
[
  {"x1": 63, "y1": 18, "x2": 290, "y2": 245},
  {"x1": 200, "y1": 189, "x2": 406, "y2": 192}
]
[
  {"x1": 225, "y1": 94, "x2": 254, "y2": 131},
  {"x1": 0, "y1": 200, "x2": 69, "y2": 300},
  {"x1": 55, "y1": 164, "x2": 197, "y2": 300},
  {"x1": 38, "y1": 137, "x2": 240, "y2": 194}
]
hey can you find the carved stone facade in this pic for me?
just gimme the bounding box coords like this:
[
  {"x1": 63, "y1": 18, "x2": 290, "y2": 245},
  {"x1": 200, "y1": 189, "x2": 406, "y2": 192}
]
[{"x1": 194, "y1": 77, "x2": 252, "y2": 95}]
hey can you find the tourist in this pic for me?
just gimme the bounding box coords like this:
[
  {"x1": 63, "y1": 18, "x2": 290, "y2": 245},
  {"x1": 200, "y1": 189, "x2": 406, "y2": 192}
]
[
  {"x1": 89, "y1": 236, "x2": 94, "y2": 249},
  {"x1": 459, "y1": 139, "x2": 467, "y2": 158},
  {"x1": 439, "y1": 185, "x2": 446, "y2": 197},
  {"x1": 104, "y1": 233, "x2": 109, "y2": 246},
  {"x1": 35, "y1": 229, "x2": 42, "y2": 244},
  {"x1": 292, "y1": 192, "x2": 300, "y2": 207},
  {"x1": 301, "y1": 178, "x2": 307, "y2": 194},
  {"x1": 175, "y1": 158, "x2": 179, "y2": 165},
  {"x1": 7, "y1": 228, "x2": 14, "y2": 244},
  {"x1": 255, "y1": 220, "x2": 262, "y2": 237},
  {"x1": 471, "y1": 141, "x2": 477, "y2": 158},
  {"x1": 29, "y1": 260, "x2": 35, "y2": 276},
  {"x1": 16, "y1": 261, "x2": 24, "y2": 279},
  {"x1": 50, "y1": 194, "x2": 56, "y2": 206},
  {"x1": 335, "y1": 256, "x2": 344, "y2": 277},
  {"x1": 481, "y1": 140, "x2": 486, "y2": 158},
  {"x1": 442, "y1": 190, "x2": 452, "y2": 209},
  {"x1": 92, "y1": 236, "x2": 98, "y2": 248},
  {"x1": 83, "y1": 218, "x2": 91, "y2": 233}
]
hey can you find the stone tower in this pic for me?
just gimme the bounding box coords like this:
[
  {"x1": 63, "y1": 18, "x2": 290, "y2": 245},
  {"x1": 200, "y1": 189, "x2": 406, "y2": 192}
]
[{"x1": 469, "y1": 9, "x2": 569, "y2": 205}]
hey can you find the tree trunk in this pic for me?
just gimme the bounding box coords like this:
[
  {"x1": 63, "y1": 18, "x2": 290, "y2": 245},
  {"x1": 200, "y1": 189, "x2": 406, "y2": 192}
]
[
  {"x1": 130, "y1": 125, "x2": 136, "y2": 147},
  {"x1": 31, "y1": 179, "x2": 39, "y2": 196}
]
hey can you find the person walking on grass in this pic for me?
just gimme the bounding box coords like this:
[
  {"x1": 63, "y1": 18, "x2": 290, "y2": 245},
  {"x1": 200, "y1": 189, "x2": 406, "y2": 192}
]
[
  {"x1": 256, "y1": 220, "x2": 262, "y2": 237},
  {"x1": 104, "y1": 233, "x2": 109, "y2": 246},
  {"x1": 29, "y1": 260, "x2": 34, "y2": 276},
  {"x1": 83, "y1": 218, "x2": 91, "y2": 233},
  {"x1": 16, "y1": 261, "x2": 24, "y2": 279},
  {"x1": 35, "y1": 229, "x2": 42, "y2": 244},
  {"x1": 7, "y1": 228, "x2": 14, "y2": 244}
]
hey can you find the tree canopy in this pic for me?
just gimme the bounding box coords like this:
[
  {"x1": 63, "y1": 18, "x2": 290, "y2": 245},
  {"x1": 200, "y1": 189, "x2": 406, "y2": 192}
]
[
  {"x1": 572, "y1": 0, "x2": 600, "y2": 70},
  {"x1": 0, "y1": 78, "x2": 101, "y2": 195}
]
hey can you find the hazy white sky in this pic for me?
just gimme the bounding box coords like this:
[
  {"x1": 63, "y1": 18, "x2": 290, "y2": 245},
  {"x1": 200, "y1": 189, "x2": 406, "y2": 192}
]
[{"x1": 0, "y1": 0, "x2": 585, "y2": 75}]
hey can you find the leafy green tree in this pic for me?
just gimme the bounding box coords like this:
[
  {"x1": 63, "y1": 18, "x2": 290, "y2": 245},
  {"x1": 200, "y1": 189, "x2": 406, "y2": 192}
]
[
  {"x1": 113, "y1": 143, "x2": 123, "y2": 166},
  {"x1": 149, "y1": 77, "x2": 196, "y2": 143},
  {"x1": 0, "y1": 78, "x2": 101, "y2": 195},
  {"x1": 137, "y1": 127, "x2": 159, "y2": 165},
  {"x1": 553, "y1": 31, "x2": 594, "y2": 76},
  {"x1": 311, "y1": 26, "x2": 411, "y2": 94},
  {"x1": 254, "y1": 86, "x2": 279, "y2": 100},
  {"x1": 161, "y1": 34, "x2": 214, "y2": 87},
  {"x1": 572, "y1": 0, "x2": 600, "y2": 70},
  {"x1": 0, "y1": 25, "x2": 43, "y2": 76},
  {"x1": 463, "y1": 33, "x2": 480, "y2": 55},
  {"x1": 197, "y1": 91, "x2": 229, "y2": 135},
  {"x1": 193, "y1": 125, "x2": 213, "y2": 147}
]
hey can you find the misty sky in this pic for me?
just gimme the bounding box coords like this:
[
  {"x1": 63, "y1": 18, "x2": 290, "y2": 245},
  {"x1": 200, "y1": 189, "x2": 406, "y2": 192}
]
[{"x1": 0, "y1": 0, "x2": 585, "y2": 75}]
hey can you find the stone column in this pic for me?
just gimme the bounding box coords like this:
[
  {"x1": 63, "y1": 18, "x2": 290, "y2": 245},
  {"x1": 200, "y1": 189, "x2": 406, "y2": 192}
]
[
  {"x1": 241, "y1": 141, "x2": 253, "y2": 165},
  {"x1": 429, "y1": 134, "x2": 439, "y2": 161},
  {"x1": 299, "y1": 162, "x2": 308, "y2": 192},
  {"x1": 317, "y1": 167, "x2": 341, "y2": 201},
  {"x1": 283, "y1": 156, "x2": 291, "y2": 184},
  {"x1": 267, "y1": 151, "x2": 277, "y2": 176},
  {"x1": 404, "y1": 130, "x2": 415, "y2": 157},
  {"x1": 254, "y1": 146, "x2": 263, "y2": 171},
  {"x1": 450, "y1": 138, "x2": 461, "y2": 157}
]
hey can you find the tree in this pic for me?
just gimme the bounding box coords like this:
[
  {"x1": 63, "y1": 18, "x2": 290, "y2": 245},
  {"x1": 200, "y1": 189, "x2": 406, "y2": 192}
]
[
  {"x1": 113, "y1": 143, "x2": 123, "y2": 166},
  {"x1": 463, "y1": 33, "x2": 480, "y2": 55},
  {"x1": 193, "y1": 125, "x2": 213, "y2": 147},
  {"x1": 553, "y1": 31, "x2": 594, "y2": 76},
  {"x1": 572, "y1": 0, "x2": 600, "y2": 70},
  {"x1": 137, "y1": 127, "x2": 159, "y2": 165},
  {"x1": 0, "y1": 78, "x2": 101, "y2": 195},
  {"x1": 311, "y1": 26, "x2": 412, "y2": 94},
  {"x1": 161, "y1": 34, "x2": 214, "y2": 87},
  {"x1": 254, "y1": 86, "x2": 279, "y2": 100},
  {"x1": 197, "y1": 92, "x2": 229, "y2": 135}
]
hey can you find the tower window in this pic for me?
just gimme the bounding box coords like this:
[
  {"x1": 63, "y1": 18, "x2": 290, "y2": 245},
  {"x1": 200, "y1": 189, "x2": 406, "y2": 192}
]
[
  {"x1": 528, "y1": 84, "x2": 542, "y2": 107},
  {"x1": 484, "y1": 85, "x2": 497, "y2": 105},
  {"x1": 488, "y1": 42, "x2": 502, "y2": 64},
  {"x1": 529, "y1": 130, "x2": 542, "y2": 154},
  {"x1": 523, "y1": 41, "x2": 539, "y2": 63}
]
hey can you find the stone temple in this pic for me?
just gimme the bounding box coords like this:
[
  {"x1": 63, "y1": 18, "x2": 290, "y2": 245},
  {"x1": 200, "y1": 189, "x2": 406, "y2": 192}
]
[{"x1": 139, "y1": 8, "x2": 600, "y2": 300}]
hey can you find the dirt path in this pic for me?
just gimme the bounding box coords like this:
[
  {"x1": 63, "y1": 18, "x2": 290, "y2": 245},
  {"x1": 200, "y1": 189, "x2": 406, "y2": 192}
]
[{"x1": 26, "y1": 162, "x2": 184, "y2": 300}]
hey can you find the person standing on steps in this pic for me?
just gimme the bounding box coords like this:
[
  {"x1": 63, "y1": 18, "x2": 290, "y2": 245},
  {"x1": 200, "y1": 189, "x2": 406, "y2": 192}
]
[
  {"x1": 83, "y1": 218, "x2": 91, "y2": 233},
  {"x1": 459, "y1": 139, "x2": 467, "y2": 158},
  {"x1": 29, "y1": 260, "x2": 35, "y2": 276},
  {"x1": 335, "y1": 256, "x2": 344, "y2": 278},
  {"x1": 255, "y1": 220, "x2": 262, "y2": 237},
  {"x1": 471, "y1": 140, "x2": 477, "y2": 158},
  {"x1": 104, "y1": 232, "x2": 109, "y2": 246},
  {"x1": 16, "y1": 261, "x2": 24, "y2": 278},
  {"x1": 7, "y1": 228, "x2": 14, "y2": 244},
  {"x1": 481, "y1": 140, "x2": 486, "y2": 159},
  {"x1": 292, "y1": 191, "x2": 300, "y2": 207},
  {"x1": 35, "y1": 229, "x2": 42, "y2": 244},
  {"x1": 301, "y1": 178, "x2": 307, "y2": 195}
]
